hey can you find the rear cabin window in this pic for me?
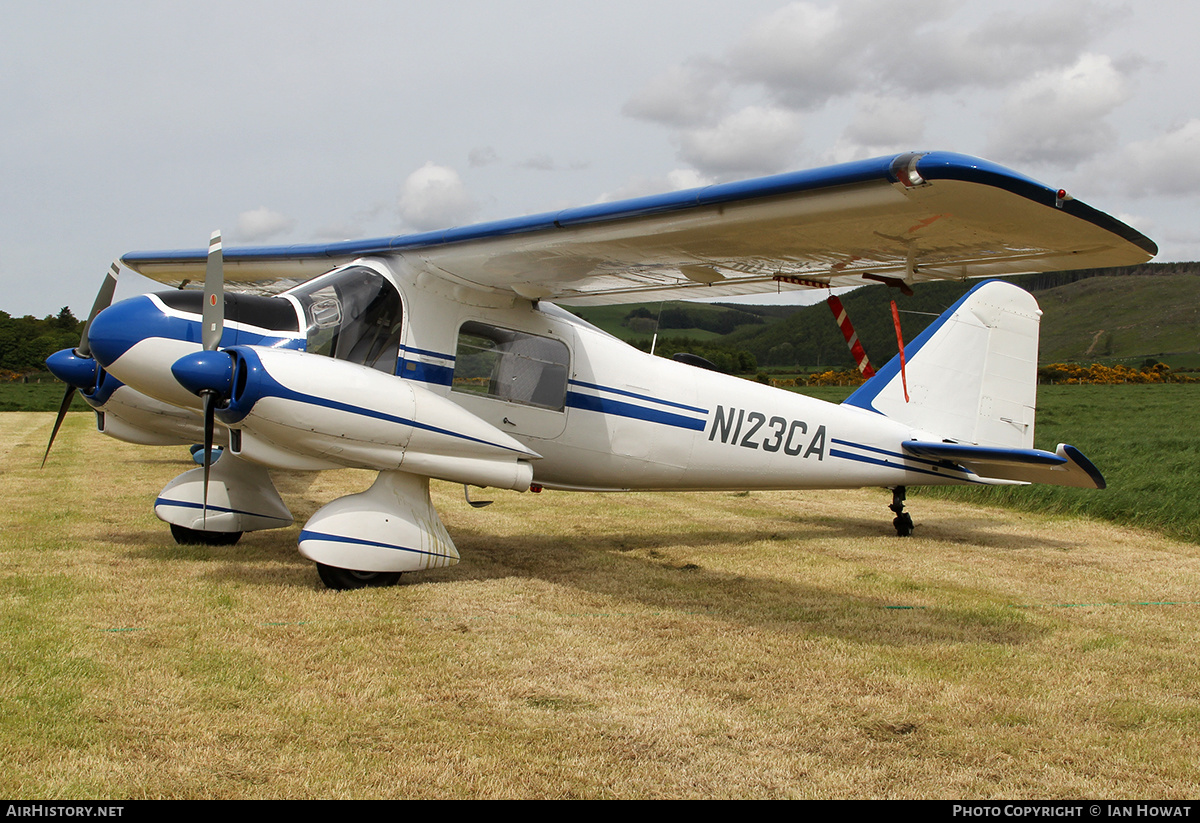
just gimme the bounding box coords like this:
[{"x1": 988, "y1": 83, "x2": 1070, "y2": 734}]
[{"x1": 452, "y1": 322, "x2": 569, "y2": 411}]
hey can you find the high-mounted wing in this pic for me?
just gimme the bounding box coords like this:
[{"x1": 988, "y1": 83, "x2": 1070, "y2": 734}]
[{"x1": 122, "y1": 152, "x2": 1156, "y2": 305}]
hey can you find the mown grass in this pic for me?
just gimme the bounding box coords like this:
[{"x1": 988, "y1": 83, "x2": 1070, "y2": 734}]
[
  {"x1": 0, "y1": 375, "x2": 89, "y2": 412},
  {"x1": 915, "y1": 384, "x2": 1200, "y2": 545},
  {"x1": 3, "y1": 412, "x2": 1200, "y2": 798},
  {"x1": 789, "y1": 383, "x2": 1200, "y2": 546}
]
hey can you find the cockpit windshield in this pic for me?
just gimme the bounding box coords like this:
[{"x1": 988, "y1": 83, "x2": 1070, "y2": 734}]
[{"x1": 284, "y1": 266, "x2": 403, "y2": 373}]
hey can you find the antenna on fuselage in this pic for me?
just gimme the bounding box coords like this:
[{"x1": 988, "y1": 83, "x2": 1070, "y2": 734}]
[{"x1": 649, "y1": 301, "x2": 665, "y2": 356}]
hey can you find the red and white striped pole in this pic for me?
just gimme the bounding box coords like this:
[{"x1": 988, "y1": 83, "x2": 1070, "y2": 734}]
[{"x1": 826, "y1": 295, "x2": 875, "y2": 378}]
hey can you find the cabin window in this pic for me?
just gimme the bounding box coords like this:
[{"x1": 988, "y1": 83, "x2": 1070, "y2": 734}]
[
  {"x1": 284, "y1": 266, "x2": 403, "y2": 373},
  {"x1": 452, "y1": 322, "x2": 569, "y2": 411}
]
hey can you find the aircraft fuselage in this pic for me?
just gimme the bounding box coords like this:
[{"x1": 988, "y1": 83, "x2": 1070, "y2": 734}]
[{"x1": 77, "y1": 256, "x2": 969, "y2": 497}]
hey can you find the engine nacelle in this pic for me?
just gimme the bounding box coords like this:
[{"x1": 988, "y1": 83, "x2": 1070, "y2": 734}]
[
  {"x1": 93, "y1": 377, "x2": 214, "y2": 447},
  {"x1": 216, "y1": 346, "x2": 540, "y2": 491}
]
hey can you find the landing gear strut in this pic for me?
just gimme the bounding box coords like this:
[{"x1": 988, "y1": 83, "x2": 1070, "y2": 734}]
[{"x1": 889, "y1": 486, "x2": 914, "y2": 537}]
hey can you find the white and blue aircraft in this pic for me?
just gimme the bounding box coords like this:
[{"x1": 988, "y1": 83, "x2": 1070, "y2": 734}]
[{"x1": 45, "y1": 151, "x2": 1155, "y2": 589}]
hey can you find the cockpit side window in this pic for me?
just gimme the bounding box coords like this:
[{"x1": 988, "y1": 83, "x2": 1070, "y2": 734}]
[
  {"x1": 285, "y1": 267, "x2": 403, "y2": 373},
  {"x1": 452, "y1": 321, "x2": 569, "y2": 411}
]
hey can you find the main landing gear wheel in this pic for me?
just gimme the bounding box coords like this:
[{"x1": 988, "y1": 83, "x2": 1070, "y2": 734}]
[
  {"x1": 316, "y1": 563, "x2": 402, "y2": 590},
  {"x1": 889, "y1": 486, "x2": 914, "y2": 537},
  {"x1": 170, "y1": 524, "x2": 243, "y2": 546}
]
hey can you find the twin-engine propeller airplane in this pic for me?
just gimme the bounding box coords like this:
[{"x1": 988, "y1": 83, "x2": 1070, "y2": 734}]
[{"x1": 44, "y1": 151, "x2": 1155, "y2": 589}]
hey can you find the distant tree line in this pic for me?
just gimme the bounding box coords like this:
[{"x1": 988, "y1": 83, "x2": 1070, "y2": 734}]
[
  {"x1": 0, "y1": 308, "x2": 82, "y2": 378},
  {"x1": 1018, "y1": 261, "x2": 1199, "y2": 291},
  {"x1": 632, "y1": 335, "x2": 759, "y2": 375},
  {"x1": 623, "y1": 305, "x2": 764, "y2": 335}
]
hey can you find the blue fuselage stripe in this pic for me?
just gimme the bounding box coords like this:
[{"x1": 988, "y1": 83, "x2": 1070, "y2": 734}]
[
  {"x1": 399, "y1": 359, "x2": 454, "y2": 386},
  {"x1": 565, "y1": 391, "x2": 707, "y2": 430},
  {"x1": 567, "y1": 379, "x2": 708, "y2": 414},
  {"x1": 399, "y1": 344, "x2": 454, "y2": 361},
  {"x1": 277, "y1": 389, "x2": 523, "y2": 453},
  {"x1": 828, "y1": 449, "x2": 981, "y2": 483},
  {"x1": 831, "y1": 437, "x2": 970, "y2": 472}
]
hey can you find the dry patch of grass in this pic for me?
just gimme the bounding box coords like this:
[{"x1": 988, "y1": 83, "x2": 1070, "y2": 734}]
[{"x1": 3, "y1": 413, "x2": 1200, "y2": 798}]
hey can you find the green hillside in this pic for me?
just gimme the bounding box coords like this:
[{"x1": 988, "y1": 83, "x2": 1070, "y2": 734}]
[
  {"x1": 568, "y1": 263, "x2": 1200, "y2": 372},
  {"x1": 1036, "y1": 270, "x2": 1200, "y2": 366},
  {"x1": 570, "y1": 301, "x2": 775, "y2": 344}
]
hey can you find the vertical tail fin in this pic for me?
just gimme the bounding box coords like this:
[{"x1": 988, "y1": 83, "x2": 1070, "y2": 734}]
[{"x1": 842, "y1": 280, "x2": 1042, "y2": 448}]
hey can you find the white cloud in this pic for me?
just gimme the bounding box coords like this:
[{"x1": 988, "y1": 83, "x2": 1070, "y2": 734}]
[
  {"x1": 677, "y1": 106, "x2": 805, "y2": 179},
  {"x1": 726, "y1": 1, "x2": 882, "y2": 108},
  {"x1": 594, "y1": 168, "x2": 715, "y2": 203},
  {"x1": 722, "y1": 0, "x2": 1122, "y2": 106},
  {"x1": 622, "y1": 60, "x2": 729, "y2": 127},
  {"x1": 397, "y1": 162, "x2": 478, "y2": 231},
  {"x1": 622, "y1": 0, "x2": 1134, "y2": 177},
  {"x1": 826, "y1": 95, "x2": 926, "y2": 162},
  {"x1": 987, "y1": 53, "x2": 1134, "y2": 167},
  {"x1": 883, "y1": 0, "x2": 1117, "y2": 93},
  {"x1": 1118, "y1": 119, "x2": 1200, "y2": 197},
  {"x1": 234, "y1": 207, "x2": 295, "y2": 242},
  {"x1": 666, "y1": 168, "x2": 710, "y2": 190}
]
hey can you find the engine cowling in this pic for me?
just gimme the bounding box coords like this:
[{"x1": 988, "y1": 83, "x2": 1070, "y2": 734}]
[{"x1": 214, "y1": 346, "x2": 540, "y2": 490}]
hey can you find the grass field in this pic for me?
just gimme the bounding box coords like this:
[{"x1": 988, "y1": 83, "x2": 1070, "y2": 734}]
[
  {"x1": 3, "y1": 412, "x2": 1200, "y2": 798},
  {"x1": 0, "y1": 375, "x2": 89, "y2": 413},
  {"x1": 793, "y1": 384, "x2": 1200, "y2": 546},
  {"x1": 915, "y1": 384, "x2": 1200, "y2": 544}
]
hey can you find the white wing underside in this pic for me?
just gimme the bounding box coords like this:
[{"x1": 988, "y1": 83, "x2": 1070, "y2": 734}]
[{"x1": 123, "y1": 153, "x2": 1155, "y2": 306}]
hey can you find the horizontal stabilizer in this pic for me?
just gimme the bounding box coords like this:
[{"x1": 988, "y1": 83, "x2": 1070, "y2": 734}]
[{"x1": 902, "y1": 441, "x2": 1106, "y2": 489}]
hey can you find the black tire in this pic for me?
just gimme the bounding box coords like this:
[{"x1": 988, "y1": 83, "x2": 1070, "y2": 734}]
[
  {"x1": 170, "y1": 523, "x2": 243, "y2": 546},
  {"x1": 893, "y1": 512, "x2": 914, "y2": 537},
  {"x1": 316, "y1": 563, "x2": 402, "y2": 590}
]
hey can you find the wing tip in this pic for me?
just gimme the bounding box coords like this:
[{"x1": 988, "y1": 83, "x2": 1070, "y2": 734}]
[{"x1": 1060, "y1": 443, "x2": 1107, "y2": 490}]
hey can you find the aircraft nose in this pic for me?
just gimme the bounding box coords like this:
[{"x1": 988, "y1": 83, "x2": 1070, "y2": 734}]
[{"x1": 86, "y1": 295, "x2": 169, "y2": 369}]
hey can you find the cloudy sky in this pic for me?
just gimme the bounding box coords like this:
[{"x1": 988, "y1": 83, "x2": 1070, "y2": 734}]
[{"x1": 2, "y1": 0, "x2": 1197, "y2": 318}]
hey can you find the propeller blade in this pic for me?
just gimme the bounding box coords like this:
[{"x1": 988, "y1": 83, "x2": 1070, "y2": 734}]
[
  {"x1": 43, "y1": 262, "x2": 120, "y2": 467},
  {"x1": 41, "y1": 386, "x2": 78, "y2": 468},
  {"x1": 77, "y1": 261, "x2": 119, "y2": 359},
  {"x1": 201, "y1": 390, "x2": 216, "y2": 525},
  {"x1": 202, "y1": 230, "x2": 224, "y2": 352}
]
